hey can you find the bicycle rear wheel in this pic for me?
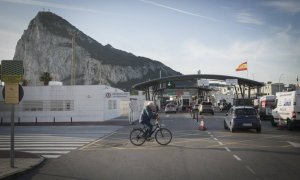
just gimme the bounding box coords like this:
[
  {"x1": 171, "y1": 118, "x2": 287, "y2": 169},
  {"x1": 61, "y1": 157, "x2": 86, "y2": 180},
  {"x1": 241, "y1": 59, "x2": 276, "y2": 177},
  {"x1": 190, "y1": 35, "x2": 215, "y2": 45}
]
[
  {"x1": 155, "y1": 128, "x2": 172, "y2": 145},
  {"x1": 130, "y1": 128, "x2": 146, "y2": 146}
]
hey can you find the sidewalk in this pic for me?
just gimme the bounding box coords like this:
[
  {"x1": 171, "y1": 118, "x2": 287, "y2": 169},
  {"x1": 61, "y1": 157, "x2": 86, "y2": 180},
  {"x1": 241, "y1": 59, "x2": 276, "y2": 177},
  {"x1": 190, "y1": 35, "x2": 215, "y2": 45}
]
[{"x1": 0, "y1": 151, "x2": 45, "y2": 180}]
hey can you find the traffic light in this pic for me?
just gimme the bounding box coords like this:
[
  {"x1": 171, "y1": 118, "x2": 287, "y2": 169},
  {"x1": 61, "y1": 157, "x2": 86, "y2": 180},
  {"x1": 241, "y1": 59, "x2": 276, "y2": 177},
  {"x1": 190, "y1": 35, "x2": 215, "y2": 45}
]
[{"x1": 166, "y1": 81, "x2": 175, "y2": 89}]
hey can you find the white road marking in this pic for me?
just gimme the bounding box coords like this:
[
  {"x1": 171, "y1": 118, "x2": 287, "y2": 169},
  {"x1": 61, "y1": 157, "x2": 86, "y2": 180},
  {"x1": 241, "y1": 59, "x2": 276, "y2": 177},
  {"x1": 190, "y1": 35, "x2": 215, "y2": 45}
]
[
  {"x1": 288, "y1": 141, "x2": 300, "y2": 148},
  {"x1": 224, "y1": 147, "x2": 231, "y2": 152},
  {"x1": 24, "y1": 151, "x2": 70, "y2": 154},
  {"x1": 0, "y1": 147, "x2": 78, "y2": 150},
  {"x1": 42, "y1": 155, "x2": 62, "y2": 159},
  {"x1": 233, "y1": 155, "x2": 242, "y2": 161},
  {"x1": 246, "y1": 166, "x2": 256, "y2": 175},
  {"x1": 0, "y1": 134, "x2": 96, "y2": 158},
  {"x1": 214, "y1": 138, "x2": 218, "y2": 141},
  {"x1": 218, "y1": 142, "x2": 223, "y2": 145}
]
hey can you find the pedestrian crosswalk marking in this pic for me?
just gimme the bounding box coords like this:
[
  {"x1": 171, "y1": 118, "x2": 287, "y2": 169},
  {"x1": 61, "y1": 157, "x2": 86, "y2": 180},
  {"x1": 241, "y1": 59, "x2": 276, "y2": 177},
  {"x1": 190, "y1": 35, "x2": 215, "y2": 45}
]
[{"x1": 0, "y1": 134, "x2": 96, "y2": 159}]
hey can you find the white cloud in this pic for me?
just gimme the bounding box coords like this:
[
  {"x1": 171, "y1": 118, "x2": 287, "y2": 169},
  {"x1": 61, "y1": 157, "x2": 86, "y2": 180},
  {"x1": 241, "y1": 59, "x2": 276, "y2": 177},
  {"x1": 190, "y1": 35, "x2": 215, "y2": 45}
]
[
  {"x1": 163, "y1": 26, "x2": 300, "y2": 83},
  {"x1": 0, "y1": 0, "x2": 103, "y2": 13},
  {"x1": 236, "y1": 11, "x2": 264, "y2": 25},
  {"x1": 262, "y1": 0, "x2": 300, "y2": 14},
  {"x1": 139, "y1": 0, "x2": 219, "y2": 22},
  {"x1": 0, "y1": 30, "x2": 20, "y2": 60}
]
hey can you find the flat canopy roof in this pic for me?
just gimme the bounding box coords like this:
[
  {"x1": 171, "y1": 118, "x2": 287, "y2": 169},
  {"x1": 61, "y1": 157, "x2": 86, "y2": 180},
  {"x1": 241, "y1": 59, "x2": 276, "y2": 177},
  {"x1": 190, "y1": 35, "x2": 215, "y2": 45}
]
[{"x1": 132, "y1": 74, "x2": 264, "y2": 90}]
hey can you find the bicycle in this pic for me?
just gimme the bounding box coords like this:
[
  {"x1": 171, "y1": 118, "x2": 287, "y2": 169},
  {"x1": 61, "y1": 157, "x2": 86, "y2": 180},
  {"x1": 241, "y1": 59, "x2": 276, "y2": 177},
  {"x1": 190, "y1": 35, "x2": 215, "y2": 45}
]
[{"x1": 129, "y1": 115, "x2": 172, "y2": 146}]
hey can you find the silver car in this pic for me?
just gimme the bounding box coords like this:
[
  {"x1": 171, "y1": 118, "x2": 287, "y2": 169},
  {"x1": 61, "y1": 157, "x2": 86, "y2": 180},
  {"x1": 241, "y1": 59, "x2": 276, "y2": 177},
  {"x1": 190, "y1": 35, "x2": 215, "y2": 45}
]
[
  {"x1": 224, "y1": 106, "x2": 261, "y2": 133},
  {"x1": 198, "y1": 101, "x2": 214, "y2": 115},
  {"x1": 165, "y1": 104, "x2": 177, "y2": 113}
]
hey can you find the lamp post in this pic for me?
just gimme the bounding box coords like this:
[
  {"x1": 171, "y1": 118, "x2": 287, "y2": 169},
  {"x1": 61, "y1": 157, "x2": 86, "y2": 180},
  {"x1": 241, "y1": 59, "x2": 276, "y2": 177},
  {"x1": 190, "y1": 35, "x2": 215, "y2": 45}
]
[{"x1": 279, "y1": 73, "x2": 284, "y2": 92}]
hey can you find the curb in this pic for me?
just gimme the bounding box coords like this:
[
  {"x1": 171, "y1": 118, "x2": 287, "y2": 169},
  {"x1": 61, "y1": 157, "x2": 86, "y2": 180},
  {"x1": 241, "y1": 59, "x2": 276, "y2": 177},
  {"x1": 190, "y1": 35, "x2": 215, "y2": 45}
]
[{"x1": 0, "y1": 156, "x2": 46, "y2": 180}]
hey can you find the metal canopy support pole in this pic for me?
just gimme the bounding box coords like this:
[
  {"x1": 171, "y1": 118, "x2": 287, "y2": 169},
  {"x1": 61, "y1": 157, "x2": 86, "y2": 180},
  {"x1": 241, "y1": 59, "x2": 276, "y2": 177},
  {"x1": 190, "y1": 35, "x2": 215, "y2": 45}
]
[
  {"x1": 10, "y1": 105, "x2": 15, "y2": 168},
  {"x1": 234, "y1": 86, "x2": 239, "y2": 99},
  {"x1": 248, "y1": 85, "x2": 251, "y2": 99}
]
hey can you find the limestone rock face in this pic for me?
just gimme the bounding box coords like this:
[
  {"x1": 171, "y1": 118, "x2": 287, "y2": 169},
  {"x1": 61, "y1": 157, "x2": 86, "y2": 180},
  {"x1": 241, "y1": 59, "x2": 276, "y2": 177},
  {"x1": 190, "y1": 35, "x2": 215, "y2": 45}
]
[{"x1": 13, "y1": 11, "x2": 181, "y2": 90}]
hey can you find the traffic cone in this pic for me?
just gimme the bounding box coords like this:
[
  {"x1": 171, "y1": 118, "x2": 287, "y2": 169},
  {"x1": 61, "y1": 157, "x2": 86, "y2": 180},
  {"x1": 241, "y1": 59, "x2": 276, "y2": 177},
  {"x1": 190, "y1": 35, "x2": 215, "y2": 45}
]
[
  {"x1": 199, "y1": 116, "x2": 207, "y2": 131},
  {"x1": 277, "y1": 118, "x2": 285, "y2": 130}
]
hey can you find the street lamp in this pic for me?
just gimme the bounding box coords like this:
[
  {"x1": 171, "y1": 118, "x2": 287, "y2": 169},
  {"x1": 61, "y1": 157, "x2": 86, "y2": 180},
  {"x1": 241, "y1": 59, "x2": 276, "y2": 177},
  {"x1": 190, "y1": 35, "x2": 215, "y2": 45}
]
[{"x1": 279, "y1": 73, "x2": 284, "y2": 92}]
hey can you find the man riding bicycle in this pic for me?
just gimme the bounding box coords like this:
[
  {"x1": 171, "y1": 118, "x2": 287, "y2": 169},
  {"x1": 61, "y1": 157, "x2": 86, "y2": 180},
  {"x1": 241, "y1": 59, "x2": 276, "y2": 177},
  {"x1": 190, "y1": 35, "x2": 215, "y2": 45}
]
[{"x1": 139, "y1": 101, "x2": 158, "y2": 139}]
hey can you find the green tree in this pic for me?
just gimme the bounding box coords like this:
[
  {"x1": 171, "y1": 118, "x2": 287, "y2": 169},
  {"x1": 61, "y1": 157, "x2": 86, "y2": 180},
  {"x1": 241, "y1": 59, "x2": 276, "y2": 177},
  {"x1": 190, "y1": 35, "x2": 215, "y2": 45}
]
[
  {"x1": 39, "y1": 72, "x2": 52, "y2": 86},
  {"x1": 22, "y1": 79, "x2": 30, "y2": 86}
]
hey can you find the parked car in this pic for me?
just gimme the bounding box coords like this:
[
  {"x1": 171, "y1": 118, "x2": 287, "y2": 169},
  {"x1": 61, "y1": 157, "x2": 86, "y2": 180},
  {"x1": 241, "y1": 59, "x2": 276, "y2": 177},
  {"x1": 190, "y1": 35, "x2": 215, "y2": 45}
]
[
  {"x1": 198, "y1": 101, "x2": 214, "y2": 115},
  {"x1": 224, "y1": 106, "x2": 261, "y2": 133},
  {"x1": 165, "y1": 104, "x2": 177, "y2": 113}
]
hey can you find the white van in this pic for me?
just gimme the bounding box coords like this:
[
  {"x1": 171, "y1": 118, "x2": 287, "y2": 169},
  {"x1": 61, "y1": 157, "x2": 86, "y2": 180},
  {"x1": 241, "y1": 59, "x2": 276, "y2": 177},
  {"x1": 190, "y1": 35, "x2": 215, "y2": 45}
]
[{"x1": 271, "y1": 90, "x2": 300, "y2": 130}]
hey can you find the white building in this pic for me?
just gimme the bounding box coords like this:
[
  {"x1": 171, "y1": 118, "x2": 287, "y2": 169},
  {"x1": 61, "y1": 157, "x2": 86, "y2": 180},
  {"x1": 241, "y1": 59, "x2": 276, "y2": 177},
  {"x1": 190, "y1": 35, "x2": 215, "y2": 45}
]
[{"x1": 0, "y1": 85, "x2": 145, "y2": 123}]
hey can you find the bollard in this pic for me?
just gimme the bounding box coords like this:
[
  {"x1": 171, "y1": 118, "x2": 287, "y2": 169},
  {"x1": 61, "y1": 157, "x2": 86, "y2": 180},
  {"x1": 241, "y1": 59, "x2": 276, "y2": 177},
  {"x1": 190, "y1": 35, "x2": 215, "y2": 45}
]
[
  {"x1": 71, "y1": 117, "x2": 73, "y2": 124},
  {"x1": 36, "y1": 117, "x2": 37, "y2": 125},
  {"x1": 18, "y1": 117, "x2": 20, "y2": 125},
  {"x1": 53, "y1": 117, "x2": 55, "y2": 125},
  {"x1": 1, "y1": 117, "x2": 3, "y2": 125}
]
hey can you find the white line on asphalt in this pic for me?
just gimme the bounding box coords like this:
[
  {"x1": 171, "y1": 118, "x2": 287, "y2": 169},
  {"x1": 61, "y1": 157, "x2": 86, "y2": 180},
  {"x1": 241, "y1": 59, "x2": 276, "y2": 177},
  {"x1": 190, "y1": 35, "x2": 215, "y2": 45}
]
[
  {"x1": 207, "y1": 132, "x2": 211, "y2": 134},
  {"x1": 42, "y1": 155, "x2": 62, "y2": 159},
  {"x1": 233, "y1": 155, "x2": 242, "y2": 161},
  {"x1": 23, "y1": 151, "x2": 70, "y2": 154},
  {"x1": 210, "y1": 135, "x2": 214, "y2": 137},
  {"x1": 218, "y1": 142, "x2": 223, "y2": 145},
  {"x1": 0, "y1": 144, "x2": 84, "y2": 147},
  {"x1": 0, "y1": 142, "x2": 89, "y2": 144},
  {"x1": 0, "y1": 147, "x2": 78, "y2": 150},
  {"x1": 166, "y1": 114, "x2": 170, "y2": 117},
  {"x1": 246, "y1": 166, "x2": 256, "y2": 175},
  {"x1": 214, "y1": 138, "x2": 218, "y2": 141},
  {"x1": 287, "y1": 141, "x2": 300, "y2": 148},
  {"x1": 224, "y1": 147, "x2": 231, "y2": 152}
]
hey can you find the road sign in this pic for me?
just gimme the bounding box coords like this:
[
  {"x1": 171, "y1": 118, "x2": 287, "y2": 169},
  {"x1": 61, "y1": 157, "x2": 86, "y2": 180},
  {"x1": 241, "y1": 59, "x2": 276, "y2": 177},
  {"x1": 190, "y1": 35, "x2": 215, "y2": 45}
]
[
  {"x1": 226, "y1": 79, "x2": 238, "y2": 86},
  {"x1": 166, "y1": 81, "x2": 175, "y2": 89},
  {"x1": 197, "y1": 79, "x2": 209, "y2": 86},
  {"x1": 2, "y1": 83, "x2": 24, "y2": 104},
  {"x1": 1, "y1": 60, "x2": 23, "y2": 83}
]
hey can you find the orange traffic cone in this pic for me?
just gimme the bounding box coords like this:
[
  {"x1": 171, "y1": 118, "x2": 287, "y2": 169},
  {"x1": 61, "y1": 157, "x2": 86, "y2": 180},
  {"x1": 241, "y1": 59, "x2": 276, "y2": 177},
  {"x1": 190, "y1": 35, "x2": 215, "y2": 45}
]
[
  {"x1": 277, "y1": 118, "x2": 285, "y2": 130},
  {"x1": 199, "y1": 116, "x2": 207, "y2": 131}
]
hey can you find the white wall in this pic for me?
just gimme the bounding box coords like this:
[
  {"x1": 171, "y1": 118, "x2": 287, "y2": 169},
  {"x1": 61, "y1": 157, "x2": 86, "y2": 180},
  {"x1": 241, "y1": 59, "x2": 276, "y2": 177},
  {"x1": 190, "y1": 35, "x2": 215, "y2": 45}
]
[{"x1": 0, "y1": 85, "x2": 130, "y2": 123}]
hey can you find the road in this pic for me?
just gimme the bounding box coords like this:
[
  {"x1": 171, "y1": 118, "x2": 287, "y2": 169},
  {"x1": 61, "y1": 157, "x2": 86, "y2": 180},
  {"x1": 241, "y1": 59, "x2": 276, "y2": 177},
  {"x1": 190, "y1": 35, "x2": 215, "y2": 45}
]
[{"x1": 6, "y1": 112, "x2": 300, "y2": 180}]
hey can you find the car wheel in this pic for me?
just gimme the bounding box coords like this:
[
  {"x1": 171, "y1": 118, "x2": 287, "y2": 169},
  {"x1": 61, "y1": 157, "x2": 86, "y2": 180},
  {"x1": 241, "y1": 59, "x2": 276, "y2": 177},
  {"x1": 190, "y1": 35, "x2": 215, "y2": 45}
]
[
  {"x1": 256, "y1": 127, "x2": 261, "y2": 133},
  {"x1": 287, "y1": 120, "x2": 295, "y2": 131},
  {"x1": 270, "y1": 118, "x2": 276, "y2": 127}
]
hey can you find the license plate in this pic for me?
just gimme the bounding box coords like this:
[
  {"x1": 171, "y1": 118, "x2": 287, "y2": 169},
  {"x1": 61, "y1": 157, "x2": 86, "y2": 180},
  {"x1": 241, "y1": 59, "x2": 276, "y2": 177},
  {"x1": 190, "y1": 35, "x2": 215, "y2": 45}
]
[{"x1": 243, "y1": 123, "x2": 252, "y2": 127}]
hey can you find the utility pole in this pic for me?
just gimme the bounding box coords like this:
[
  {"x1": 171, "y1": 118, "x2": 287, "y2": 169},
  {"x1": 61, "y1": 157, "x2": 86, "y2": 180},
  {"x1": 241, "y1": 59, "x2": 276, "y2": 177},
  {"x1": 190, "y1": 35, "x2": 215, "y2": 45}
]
[
  {"x1": 71, "y1": 33, "x2": 76, "y2": 85},
  {"x1": 297, "y1": 76, "x2": 299, "y2": 90},
  {"x1": 279, "y1": 73, "x2": 284, "y2": 92}
]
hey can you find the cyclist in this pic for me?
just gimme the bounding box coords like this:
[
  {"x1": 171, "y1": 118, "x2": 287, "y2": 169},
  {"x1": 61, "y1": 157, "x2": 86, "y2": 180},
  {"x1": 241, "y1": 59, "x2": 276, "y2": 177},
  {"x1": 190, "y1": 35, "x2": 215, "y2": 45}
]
[{"x1": 139, "y1": 101, "x2": 158, "y2": 139}]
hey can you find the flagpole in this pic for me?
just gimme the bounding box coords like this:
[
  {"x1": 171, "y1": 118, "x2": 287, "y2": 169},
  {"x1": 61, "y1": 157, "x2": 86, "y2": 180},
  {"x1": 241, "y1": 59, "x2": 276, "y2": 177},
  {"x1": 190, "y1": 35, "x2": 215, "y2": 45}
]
[{"x1": 247, "y1": 60, "x2": 248, "y2": 79}]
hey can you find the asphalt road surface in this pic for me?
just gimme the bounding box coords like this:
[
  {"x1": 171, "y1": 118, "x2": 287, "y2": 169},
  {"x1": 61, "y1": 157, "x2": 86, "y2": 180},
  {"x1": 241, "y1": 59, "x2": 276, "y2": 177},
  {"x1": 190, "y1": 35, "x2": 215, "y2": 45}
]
[{"x1": 10, "y1": 112, "x2": 300, "y2": 180}]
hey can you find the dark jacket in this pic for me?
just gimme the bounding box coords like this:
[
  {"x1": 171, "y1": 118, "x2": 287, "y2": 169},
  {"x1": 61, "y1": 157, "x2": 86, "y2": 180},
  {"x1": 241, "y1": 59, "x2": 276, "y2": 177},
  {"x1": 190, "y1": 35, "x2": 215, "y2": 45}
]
[{"x1": 140, "y1": 105, "x2": 157, "y2": 123}]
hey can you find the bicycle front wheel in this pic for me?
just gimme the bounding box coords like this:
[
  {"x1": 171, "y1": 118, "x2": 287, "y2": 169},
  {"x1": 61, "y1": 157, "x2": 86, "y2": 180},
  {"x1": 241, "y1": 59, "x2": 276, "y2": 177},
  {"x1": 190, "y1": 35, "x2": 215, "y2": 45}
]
[
  {"x1": 155, "y1": 128, "x2": 172, "y2": 145},
  {"x1": 130, "y1": 128, "x2": 146, "y2": 146}
]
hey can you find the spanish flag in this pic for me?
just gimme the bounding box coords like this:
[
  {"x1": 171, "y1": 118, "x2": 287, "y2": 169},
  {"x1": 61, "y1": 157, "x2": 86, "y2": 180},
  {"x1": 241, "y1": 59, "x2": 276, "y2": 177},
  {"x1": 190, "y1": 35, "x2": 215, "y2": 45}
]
[{"x1": 236, "y1": 61, "x2": 248, "y2": 71}]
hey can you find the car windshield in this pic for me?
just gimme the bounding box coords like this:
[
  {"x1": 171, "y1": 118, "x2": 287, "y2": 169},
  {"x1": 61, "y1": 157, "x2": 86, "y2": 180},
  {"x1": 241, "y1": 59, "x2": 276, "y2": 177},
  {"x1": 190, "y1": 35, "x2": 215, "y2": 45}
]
[{"x1": 235, "y1": 108, "x2": 256, "y2": 116}]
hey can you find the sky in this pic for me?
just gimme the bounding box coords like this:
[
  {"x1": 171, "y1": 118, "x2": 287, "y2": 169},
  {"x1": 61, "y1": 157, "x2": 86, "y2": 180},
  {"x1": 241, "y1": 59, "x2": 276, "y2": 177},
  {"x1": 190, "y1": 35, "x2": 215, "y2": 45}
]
[{"x1": 0, "y1": 0, "x2": 299, "y2": 85}]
